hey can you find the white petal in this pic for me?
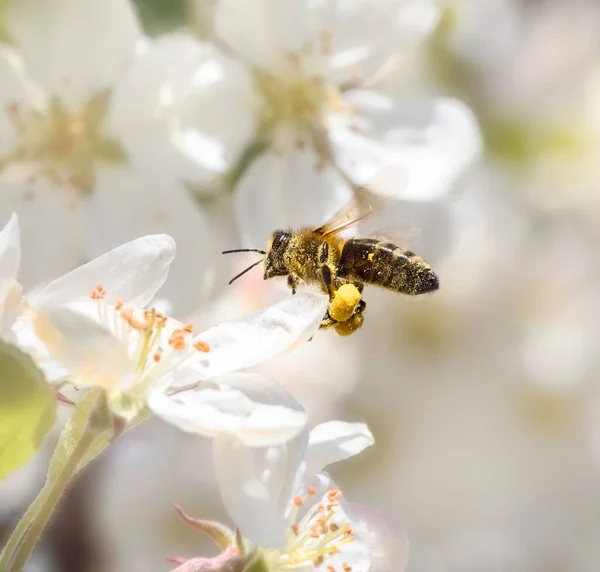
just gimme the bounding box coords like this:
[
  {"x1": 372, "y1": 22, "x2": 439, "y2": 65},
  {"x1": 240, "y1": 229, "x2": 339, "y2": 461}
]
[
  {"x1": 0, "y1": 47, "x2": 40, "y2": 154},
  {"x1": 0, "y1": 180, "x2": 84, "y2": 289},
  {"x1": 190, "y1": 292, "x2": 328, "y2": 380},
  {"x1": 234, "y1": 147, "x2": 353, "y2": 246},
  {"x1": 84, "y1": 168, "x2": 214, "y2": 316},
  {"x1": 5, "y1": 0, "x2": 141, "y2": 106},
  {"x1": 310, "y1": 0, "x2": 439, "y2": 85},
  {"x1": 307, "y1": 421, "x2": 374, "y2": 477},
  {"x1": 213, "y1": 430, "x2": 308, "y2": 549},
  {"x1": 330, "y1": 94, "x2": 482, "y2": 201},
  {"x1": 0, "y1": 213, "x2": 20, "y2": 283},
  {"x1": 34, "y1": 307, "x2": 132, "y2": 388},
  {"x1": 350, "y1": 504, "x2": 410, "y2": 572},
  {"x1": 148, "y1": 378, "x2": 307, "y2": 447},
  {"x1": 215, "y1": 0, "x2": 311, "y2": 72},
  {"x1": 33, "y1": 228, "x2": 175, "y2": 310},
  {"x1": 109, "y1": 33, "x2": 256, "y2": 180}
]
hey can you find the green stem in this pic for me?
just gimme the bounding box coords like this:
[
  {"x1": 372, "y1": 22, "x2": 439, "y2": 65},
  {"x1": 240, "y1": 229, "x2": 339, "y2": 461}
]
[
  {"x1": 0, "y1": 397, "x2": 151, "y2": 571},
  {"x1": 0, "y1": 389, "x2": 105, "y2": 571}
]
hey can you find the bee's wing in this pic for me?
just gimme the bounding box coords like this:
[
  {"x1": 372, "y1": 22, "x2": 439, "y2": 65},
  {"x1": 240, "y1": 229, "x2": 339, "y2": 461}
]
[{"x1": 316, "y1": 164, "x2": 410, "y2": 237}]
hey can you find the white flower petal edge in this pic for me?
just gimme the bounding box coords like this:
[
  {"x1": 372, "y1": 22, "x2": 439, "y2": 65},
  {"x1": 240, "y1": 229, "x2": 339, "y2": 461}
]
[
  {"x1": 32, "y1": 234, "x2": 176, "y2": 309},
  {"x1": 213, "y1": 433, "x2": 305, "y2": 549},
  {"x1": 5, "y1": 0, "x2": 141, "y2": 107},
  {"x1": 34, "y1": 307, "x2": 132, "y2": 389},
  {"x1": 215, "y1": 0, "x2": 311, "y2": 72},
  {"x1": 148, "y1": 373, "x2": 307, "y2": 447},
  {"x1": 331, "y1": 94, "x2": 483, "y2": 201},
  {"x1": 0, "y1": 213, "x2": 21, "y2": 283},
  {"x1": 188, "y1": 291, "x2": 329, "y2": 381},
  {"x1": 307, "y1": 421, "x2": 375, "y2": 478}
]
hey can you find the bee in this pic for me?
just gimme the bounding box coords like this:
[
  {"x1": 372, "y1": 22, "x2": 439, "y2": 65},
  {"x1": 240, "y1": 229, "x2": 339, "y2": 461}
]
[{"x1": 223, "y1": 186, "x2": 439, "y2": 336}]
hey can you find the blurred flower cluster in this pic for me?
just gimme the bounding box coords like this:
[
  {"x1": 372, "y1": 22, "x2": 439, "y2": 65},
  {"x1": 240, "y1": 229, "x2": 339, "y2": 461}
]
[{"x1": 3, "y1": 0, "x2": 600, "y2": 571}]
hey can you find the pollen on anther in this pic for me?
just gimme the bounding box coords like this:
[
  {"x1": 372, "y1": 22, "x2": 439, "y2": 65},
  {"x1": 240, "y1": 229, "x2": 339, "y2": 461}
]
[
  {"x1": 326, "y1": 566, "x2": 335, "y2": 572},
  {"x1": 183, "y1": 323, "x2": 194, "y2": 334},
  {"x1": 307, "y1": 486, "x2": 317, "y2": 495},
  {"x1": 342, "y1": 562, "x2": 352, "y2": 572},
  {"x1": 293, "y1": 495, "x2": 304, "y2": 507},
  {"x1": 193, "y1": 340, "x2": 210, "y2": 353},
  {"x1": 153, "y1": 350, "x2": 163, "y2": 362},
  {"x1": 313, "y1": 556, "x2": 324, "y2": 566},
  {"x1": 90, "y1": 285, "x2": 106, "y2": 300},
  {"x1": 114, "y1": 297, "x2": 123, "y2": 310},
  {"x1": 330, "y1": 522, "x2": 339, "y2": 532},
  {"x1": 327, "y1": 489, "x2": 342, "y2": 502},
  {"x1": 291, "y1": 523, "x2": 300, "y2": 536}
]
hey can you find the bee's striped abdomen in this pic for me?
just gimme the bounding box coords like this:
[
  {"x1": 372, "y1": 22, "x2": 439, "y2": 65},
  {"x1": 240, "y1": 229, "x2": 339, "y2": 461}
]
[{"x1": 337, "y1": 238, "x2": 439, "y2": 295}]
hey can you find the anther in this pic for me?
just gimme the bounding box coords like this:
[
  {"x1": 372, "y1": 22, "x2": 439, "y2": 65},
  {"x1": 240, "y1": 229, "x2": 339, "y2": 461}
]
[
  {"x1": 291, "y1": 523, "x2": 300, "y2": 536},
  {"x1": 90, "y1": 284, "x2": 106, "y2": 299},
  {"x1": 342, "y1": 562, "x2": 352, "y2": 572},
  {"x1": 183, "y1": 323, "x2": 194, "y2": 334},
  {"x1": 307, "y1": 486, "x2": 317, "y2": 495},
  {"x1": 114, "y1": 297, "x2": 123, "y2": 310},
  {"x1": 313, "y1": 555, "x2": 324, "y2": 566},
  {"x1": 293, "y1": 495, "x2": 304, "y2": 507},
  {"x1": 193, "y1": 340, "x2": 210, "y2": 353}
]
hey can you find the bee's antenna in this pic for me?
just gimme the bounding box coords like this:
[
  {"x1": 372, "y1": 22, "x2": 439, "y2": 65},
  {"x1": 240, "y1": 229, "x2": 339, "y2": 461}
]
[
  {"x1": 228, "y1": 259, "x2": 264, "y2": 286},
  {"x1": 222, "y1": 248, "x2": 267, "y2": 255}
]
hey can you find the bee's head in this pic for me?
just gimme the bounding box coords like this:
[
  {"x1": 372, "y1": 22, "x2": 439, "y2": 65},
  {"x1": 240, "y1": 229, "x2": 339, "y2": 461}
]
[{"x1": 264, "y1": 230, "x2": 291, "y2": 279}]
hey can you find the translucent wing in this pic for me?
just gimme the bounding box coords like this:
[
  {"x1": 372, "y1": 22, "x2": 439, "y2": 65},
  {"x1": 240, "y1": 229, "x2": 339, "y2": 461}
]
[{"x1": 315, "y1": 163, "x2": 410, "y2": 237}]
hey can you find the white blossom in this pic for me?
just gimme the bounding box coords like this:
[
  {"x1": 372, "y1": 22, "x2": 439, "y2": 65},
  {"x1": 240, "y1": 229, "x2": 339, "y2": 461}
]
[
  {"x1": 0, "y1": 0, "x2": 215, "y2": 313},
  {"x1": 146, "y1": 0, "x2": 481, "y2": 244}
]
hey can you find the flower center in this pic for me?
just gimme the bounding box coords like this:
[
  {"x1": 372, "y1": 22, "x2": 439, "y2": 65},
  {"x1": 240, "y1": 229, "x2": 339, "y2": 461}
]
[
  {"x1": 88, "y1": 285, "x2": 209, "y2": 395},
  {"x1": 254, "y1": 54, "x2": 329, "y2": 140},
  {"x1": 0, "y1": 91, "x2": 126, "y2": 192},
  {"x1": 264, "y1": 487, "x2": 355, "y2": 571}
]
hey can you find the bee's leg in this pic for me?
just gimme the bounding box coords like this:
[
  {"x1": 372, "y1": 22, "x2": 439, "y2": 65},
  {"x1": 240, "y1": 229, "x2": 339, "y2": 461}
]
[{"x1": 287, "y1": 274, "x2": 300, "y2": 295}]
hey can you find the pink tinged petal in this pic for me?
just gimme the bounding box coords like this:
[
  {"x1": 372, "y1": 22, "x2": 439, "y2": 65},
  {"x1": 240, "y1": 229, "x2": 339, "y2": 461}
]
[
  {"x1": 330, "y1": 94, "x2": 482, "y2": 201},
  {"x1": 5, "y1": 0, "x2": 141, "y2": 107},
  {"x1": 189, "y1": 292, "x2": 328, "y2": 380},
  {"x1": 108, "y1": 33, "x2": 255, "y2": 181},
  {"x1": 34, "y1": 307, "x2": 132, "y2": 389},
  {"x1": 33, "y1": 232, "x2": 176, "y2": 309},
  {"x1": 212, "y1": 429, "x2": 308, "y2": 549},
  {"x1": 349, "y1": 503, "x2": 410, "y2": 572},
  {"x1": 307, "y1": 421, "x2": 374, "y2": 477},
  {"x1": 0, "y1": 213, "x2": 20, "y2": 282},
  {"x1": 215, "y1": 0, "x2": 311, "y2": 72},
  {"x1": 84, "y1": 168, "x2": 213, "y2": 316},
  {"x1": 234, "y1": 147, "x2": 353, "y2": 246},
  {"x1": 148, "y1": 381, "x2": 307, "y2": 447}
]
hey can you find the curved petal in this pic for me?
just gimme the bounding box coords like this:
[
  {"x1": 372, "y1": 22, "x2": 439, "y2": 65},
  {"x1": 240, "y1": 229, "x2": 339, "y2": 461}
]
[
  {"x1": 0, "y1": 213, "x2": 20, "y2": 282},
  {"x1": 5, "y1": 0, "x2": 141, "y2": 106},
  {"x1": 84, "y1": 167, "x2": 213, "y2": 316},
  {"x1": 234, "y1": 146, "x2": 353, "y2": 246},
  {"x1": 349, "y1": 503, "x2": 410, "y2": 572},
  {"x1": 307, "y1": 421, "x2": 374, "y2": 477},
  {"x1": 109, "y1": 33, "x2": 257, "y2": 181},
  {"x1": 330, "y1": 94, "x2": 482, "y2": 201},
  {"x1": 310, "y1": 0, "x2": 439, "y2": 85},
  {"x1": 34, "y1": 230, "x2": 176, "y2": 309},
  {"x1": 34, "y1": 307, "x2": 132, "y2": 388},
  {"x1": 190, "y1": 292, "x2": 328, "y2": 380},
  {"x1": 148, "y1": 376, "x2": 307, "y2": 447},
  {"x1": 215, "y1": 0, "x2": 311, "y2": 72},
  {"x1": 212, "y1": 430, "x2": 308, "y2": 549}
]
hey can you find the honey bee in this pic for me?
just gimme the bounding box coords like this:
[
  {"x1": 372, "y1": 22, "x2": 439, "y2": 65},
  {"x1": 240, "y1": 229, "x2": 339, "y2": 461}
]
[{"x1": 223, "y1": 186, "x2": 439, "y2": 336}]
